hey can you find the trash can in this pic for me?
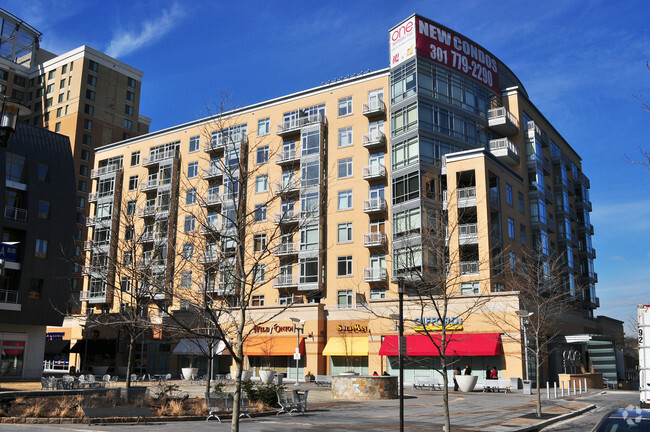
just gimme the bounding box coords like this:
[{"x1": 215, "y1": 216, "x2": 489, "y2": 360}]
[
  {"x1": 274, "y1": 373, "x2": 283, "y2": 385},
  {"x1": 510, "y1": 377, "x2": 522, "y2": 390},
  {"x1": 522, "y1": 380, "x2": 532, "y2": 395},
  {"x1": 293, "y1": 389, "x2": 309, "y2": 412}
]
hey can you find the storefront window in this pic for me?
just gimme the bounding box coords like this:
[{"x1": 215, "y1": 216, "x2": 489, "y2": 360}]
[{"x1": 1, "y1": 337, "x2": 25, "y2": 376}]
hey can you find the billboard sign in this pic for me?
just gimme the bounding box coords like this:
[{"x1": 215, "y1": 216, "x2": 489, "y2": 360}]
[{"x1": 390, "y1": 16, "x2": 500, "y2": 94}]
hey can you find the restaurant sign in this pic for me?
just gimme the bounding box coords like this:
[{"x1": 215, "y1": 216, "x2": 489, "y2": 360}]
[
  {"x1": 413, "y1": 316, "x2": 463, "y2": 331},
  {"x1": 337, "y1": 324, "x2": 368, "y2": 333}
]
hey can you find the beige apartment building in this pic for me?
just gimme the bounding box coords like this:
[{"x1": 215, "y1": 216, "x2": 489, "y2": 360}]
[
  {"x1": 0, "y1": 8, "x2": 150, "y2": 322},
  {"x1": 77, "y1": 13, "x2": 621, "y2": 386}
]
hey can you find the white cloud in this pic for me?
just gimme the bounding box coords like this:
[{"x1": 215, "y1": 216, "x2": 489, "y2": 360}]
[{"x1": 105, "y1": 3, "x2": 185, "y2": 59}]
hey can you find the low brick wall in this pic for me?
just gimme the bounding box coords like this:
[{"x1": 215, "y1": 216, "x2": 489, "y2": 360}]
[{"x1": 331, "y1": 375, "x2": 398, "y2": 400}]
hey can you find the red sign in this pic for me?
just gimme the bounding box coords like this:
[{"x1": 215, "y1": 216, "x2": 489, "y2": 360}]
[{"x1": 415, "y1": 17, "x2": 500, "y2": 94}]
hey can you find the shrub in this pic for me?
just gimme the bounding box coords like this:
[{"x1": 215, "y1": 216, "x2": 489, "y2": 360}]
[{"x1": 243, "y1": 382, "x2": 285, "y2": 408}]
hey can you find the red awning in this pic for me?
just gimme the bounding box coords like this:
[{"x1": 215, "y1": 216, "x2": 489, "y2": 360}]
[{"x1": 379, "y1": 333, "x2": 502, "y2": 356}]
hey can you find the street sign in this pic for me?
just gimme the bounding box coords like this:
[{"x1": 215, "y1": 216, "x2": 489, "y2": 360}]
[
  {"x1": 293, "y1": 352, "x2": 301, "y2": 360},
  {"x1": 0, "y1": 242, "x2": 17, "y2": 261}
]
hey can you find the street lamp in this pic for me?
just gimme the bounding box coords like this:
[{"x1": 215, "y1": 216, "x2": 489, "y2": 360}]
[
  {"x1": 516, "y1": 310, "x2": 533, "y2": 381},
  {"x1": 389, "y1": 277, "x2": 406, "y2": 432},
  {"x1": 0, "y1": 96, "x2": 30, "y2": 147},
  {"x1": 290, "y1": 317, "x2": 305, "y2": 386}
]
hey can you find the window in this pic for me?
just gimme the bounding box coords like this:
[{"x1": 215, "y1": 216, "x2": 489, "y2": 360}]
[
  {"x1": 125, "y1": 105, "x2": 133, "y2": 116},
  {"x1": 82, "y1": 135, "x2": 92, "y2": 146},
  {"x1": 127, "y1": 77, "x2": 136, "y2": 88},
  {"x1": 181, "y1": 271, "x2": 192, "y2": 289},
  {"x1": 128, "y1": 175, "x2": 138, "y2": 191},
  {"x1": 126, "y1": 90, "x2": 135, "y2": 102},
  {"x1": 253, "y1": 264, "x2": 266, "y2": 283},
  {"x1": 88, "y1": 60, "x2": 98, "y2": 72},
  {"x1": 338, "y1": 126, "x2": 353, "y2": 147},
  {"x1": 299, "y1": 257, "x2": 319, "y2": 283},
  {"x1": 46, "y1": 84, "x2": 54, "y2": 94},
  {"x1": 338, "y1": 190, "x2": 353, "y2": 210},
  {"x1": 130, "y1": 151, "x2": 140, "y2": 166},
  {"x1": 124, "y1": 225, "x2": 134, "y2": 241},
  {"x1": 35, "y1": 239, "x2": 48, "y2": 258},
  {"x1": 518, "y1": 192, "x2": 525, "y2": 213},
  {"x1": 87, "y1": 75, "x2": 97, "y2": 86},
  {"x1": 184, "y1": 215, "x2": 195, "y2": 232},
  {"x1": 338, "y1": 96, "x2": 353, "y2": 116},
  {"x1": 45, "y1": 98, "x2": 53, "y2": 107},
  {"x1": 337, "y1": 222, "x2": 353, "y2": 243},
  {"x1": 84, "y1": 119, "x2": 93, "y2": 131},
  {"x1": 189, "y1": 135, "x2": 200, "y2": 152},
  {"x1": 6, "y1": 152, "x2": 26, "y2": 182},
  {"x1": 126, "y1": 200, "x2": 136, "y2": 216},
  {"x1": 13, "y1": 75, "x2": 26, "y2": 86},
  {"x1": 300, "y1": 225, "x2": 319, "y2": 250},
  {"x1": 84, "y1": 104, "x2": 94, "y2": 116},
  {"x1": 337, "y1": 256, "x2": 353, "y2": 277},
  {"x1": 257, "y1": 117, "x2": 270, "y2": 136},
  {"x1": 255, "y1": 174, "x2": 268, "y2": 193},
  {"x1": 256, "y1": 145, "x2": 269, "y2": 164},
  {"x1": 79, "y1": 165, "x2": 88, "y2": 177},
  {"x1": 279, "y1": 293, "x2": 294, "y2": 306},
  {"x1": 121, "y1": 277, "x2": 132, "y2": 293},
  {"x1": 78, "y1": 180, "x2": 87, "y2": 192},
  {"x1": 337, "y1": 290, "x2": 353, "y2": 309},
  {"x1": 506, "y1": 184, "x2": 513, "y2": 205},
  {"x1": 123, "y1": 119, "x2": 132, "y2": 130},
  {"x1": 254, "y1": 204, "x2": 267, "y2": 221},
  {"x1": 508, "y1": 217, "x2": 515, "y2": 239},
  {"x1": 37, "y1": 200, "x2": 50, "y2": 219},
  {"x1": 254, "y1": 234, "x2": 267, "y2": 252},
  {"x1": 54, "y1": 122, "x2": 61, "y2": 132},
  {"x1": 182, "y1": 243, "x2": 194, "y2": 260},
  {"x1": 460, "y1": 281, "x2": 480, "y2": 295},
  {"x1": 56, "y1": 107, "x2": 62, "y2": 118},
  {"x1": 80, "y1": 149, "x2": 90, "y2": 161},
  {"x1": 86, "y1": 89, "x2": 95, "y2": 101},
  {"x1": 186, "y1": 188, "x2": 196, "y2": 205},
  {"x1": 392, "y1": 172, "x2": 419, "y2": 204},
  {"x1": 57, "y1": 93, "x2": 64, "y2": 103},
  {"x1": 370, "y1": 288, "x2": 386, "y2": 299},
  {"x1": 187, "y1": 161, "x2": 198, "y2": 178},
  {"x1": 77, "y1": 196, "x2": 85, "y2": 209},
  {"x1": 520, "y1": 224, "x2": 526, "y2": 245},
  {"x1": 510, "y1": 252, "x2": 517, "y2": 273},
  {"x1": 338, "y1": 157, "x2": 353, "y2": 179},
  {"x1": 251, "y1": 295, "x2": 265, "y2": 306}
]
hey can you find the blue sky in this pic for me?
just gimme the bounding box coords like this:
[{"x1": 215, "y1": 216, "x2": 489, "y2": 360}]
[{"x1": 10, "y1": 0, "x2": 650, "y2": 334}]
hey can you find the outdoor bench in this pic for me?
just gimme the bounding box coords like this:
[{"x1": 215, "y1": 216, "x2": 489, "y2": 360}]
[
  {"x1": 483, "y1": 379, "x2": 512, "y2": 393},
  {"x1": 413, "y1": 377, "x2": 443, "y2": 391},
  {"x1": 314, "y1": 375, "x2": 332, "y2": 387}
]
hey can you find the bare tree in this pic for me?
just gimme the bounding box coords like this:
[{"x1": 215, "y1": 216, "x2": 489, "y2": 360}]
[{"x1": 483, "y1": 246, "x2": 575, "y2": 417}]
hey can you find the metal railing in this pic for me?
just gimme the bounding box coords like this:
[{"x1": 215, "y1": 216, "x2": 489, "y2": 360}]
[
  {"x1": 90, "y1": 164, "x2": 121, "y2": 178},
  {"x1": 363, "y1": 268, "x2": 387, "y2": 282},
  {"x1": 273, "y1": 275, "x2": 298, "y2": 288},
  {"x1": 362, "y1": 131, "x2": 386, "y2": 147},
  {"x1": 276, "y1": 148, "x2": 299, "y2": 164},
  {"x1": 363, "y1": 197, "x2": 386, "y2": 212},
  {"x1": 274, "y1": 242, "x2": 298, "y2": 256},
  {"x1": 363, "y1": 164, "x2": 386, "y2": 179},
  {"x1": 489, "y1": 138, "x2": 520, "y2": 156},
  {"x1": 363, "y1": 232, "x2": 386, "y2": 247},
  {"x1": 362, "y1": 99, "x2": 386, "y2": 115},
  {"x1": 460, "y1": 261, "x2": 480, "y2": 275},
  {"x1": 4, "y1": 206, "x2": 27, "y2": 221},
  {"x1": 274, "y1": 210, "x2": 299, "y2": 224},
  {"x1": 0, "y1": 289, "x2": 19, "y2": 304},
  {"x1": 143, "y1": 149, "x2": 176, "y2": 165}
]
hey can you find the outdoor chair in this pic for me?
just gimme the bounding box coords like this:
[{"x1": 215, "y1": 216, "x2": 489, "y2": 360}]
[
  {"x1": 77, "y1": 374, "x2": 87, "y2": 388},
  {"x1": 102, "y1": 374, "x2": 111, "y2": 387},
  {"x1": 110, "y1": 376, "x2": 119, "y2": 386},
  {"x1": 41, "y1": 377, "x2": 51, "y2": 389},
  {"x1": 205, "y1": 392, "x2": 233, "y2": 422},
  {"x1": 130, "y1": 374, "x2": 138, "y2": 385}
]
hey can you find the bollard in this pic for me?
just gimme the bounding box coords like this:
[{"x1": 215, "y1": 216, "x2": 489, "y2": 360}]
[
  {"x1": 554, "y1": 382, "x2": 557, "y2": 399},
  {"x1": 561, "y1": 381, "x2": 564, "y2": 397},
  {"x1": 573, "y1": 380, "x2": 577, "y2": 395},
  {"x1": 584, "y1": 378, "x2": 588, "y2": 392},
  {"x1": 546, "y1": 381, "x2": 550, "y2": 399},
  {"x1": 579, "y1": 379, "x2": 582, "y2": 394}
]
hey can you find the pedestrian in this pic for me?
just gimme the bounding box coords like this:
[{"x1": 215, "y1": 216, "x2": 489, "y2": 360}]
[
  {"x1": 464, "y1": 364, "x2": 472, "y2": 375},
  {"x1": 490, "y1": 366, "x2": 498, "y2": 379},
  {"x1": 485, "y1": 367, "x2": 491, "y2": 381},
  {"x1": 373, "y1": 371, "x2": 378, "y2": 376},
  {"x1": 453, "y1": 367, "x2": 461, "y2": 391},
  {"x1": 382, "y1": 371, "x2": 390, "y2": 376}
]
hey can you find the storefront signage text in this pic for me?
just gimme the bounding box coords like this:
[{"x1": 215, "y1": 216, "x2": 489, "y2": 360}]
[
  {"x1": 253, "y1": 323, "x2": 294, "y2": 334},
  {"x1": 413, "y1": 316, "x2": 463, "y2": 331},
  {"x1": 45, "y1": 332, "x2": 64, "y2": 340},
  {"x1": 337, "y1": 324, "x2": 368, "y2": 333}
]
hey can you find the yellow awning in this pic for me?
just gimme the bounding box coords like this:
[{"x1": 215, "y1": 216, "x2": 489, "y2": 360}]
[{"x1": 322, "y1": 337, "x2": 368, "y2": 356}]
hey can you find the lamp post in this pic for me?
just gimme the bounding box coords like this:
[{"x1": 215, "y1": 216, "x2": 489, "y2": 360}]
[
  {"x1": 390, "y1": 277, "x2": 405, "y2": 432},
  {"x1": 0, "y1": 96, "x2": 30, "y2": 147},
  {"x1": 516, "y1": 310, "x2": 533, "y2": 381},
  {"x1": 290, "y1": 317, "x2": 305, "y2": 386}
]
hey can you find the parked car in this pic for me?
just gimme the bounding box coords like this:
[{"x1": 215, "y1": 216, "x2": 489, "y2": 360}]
[{"x1": 591, "y1": 409, "x2": 650, "y2": 431}]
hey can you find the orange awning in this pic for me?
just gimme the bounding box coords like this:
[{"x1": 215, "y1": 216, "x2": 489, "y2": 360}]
[{"x1": 243, "y1": 337, "x2": 304, "y2": 356}]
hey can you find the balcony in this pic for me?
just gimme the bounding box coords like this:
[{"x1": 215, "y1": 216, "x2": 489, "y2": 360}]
[
  {"x1": 274, "y1": 210, "x2": 300, "y2": 225},
  {"x1": 362, "y1": 164, "x2": 387, "y2": 181},
  {"x1": 86, "y1": 216, "x2": 111, "y2": 227},
  {"x1": 363, "y1": 268, "x2": 387, "y2": 282},
  {"x1": 90, "y1": 164, "x2": 121, "y2": 179},
  {"x1": 273, "y1": 242, "x2": 298, "y2": 257},
  {"x1": 79, "y1": 290, "x2": 108, "y2": 304},
  {"x1": 0, "y1": 289, "x2": 19, "y2": 304},
  {"x1": 140, "y1": 180, "x2": 159, "y2": 192},
  {"x1": 276, "y1": 113, "x2": 326, "y2": 136},
  {"x1": 143, "y1": 149, "x2": 176, "y2": 167},
  {"x1": 363, "y1": 197, "x2": 387, "y2": 214},
  {"x1": 201, "y1": 193, "x2": 222, "y2": 208},
  {"x1": 487, "y1": 107, "x2": 519, "y2": 136},
  {"x1": 202, "y1": 166, "x2": 223, "y2": 180},
  {"x1": 273, "y1": 275, "x2": 298, "y2": 288},
  {"x1": 4, "y1": 206, "x2": 27, "y2": 222},
  {"x1": 460, "y1": 261, "x2": 480, "y2": 276},
  {"x1": 84, "y1": 240, "x2": 109, "y2": 251},
  {"x1": 362, "y1": 131, "x2": 386, "y2": 149},
  {"x1": 489, "y1": 138, "x2": 520, "y2": 165},
  {"x1": 457, "y1": 187, "x2": 477, "y2": 208},
  {"x1": 81, "y1": 265, "x2": 107, "y2": 276},
  {"x1": 363, "y1": 232, "x2": 387, "y2": 248},
  {"x1": 276, "y1": 148, "x2": 299, "y2": 165},
  {"x1": 275, "y1": 180, "x2": 300, "y2": 195},
  {"x1": 138, "y1": 205, "x2": 169, "y2": 218},
  {"x1": 216, "y1": 283, "x2": 236, "y2": 296},
  {"x1": 200, "y1": 223, "x2": 220, "y2": 236},
  {"x1": 362, "y1": 99, "x2": 386, "y2": 117},
  {"x1": 198, "y1": 253, "x2": 218, "y2": 264},
  {"x1": 458, "y1": 223, "x2": 478, "y2": 245}
]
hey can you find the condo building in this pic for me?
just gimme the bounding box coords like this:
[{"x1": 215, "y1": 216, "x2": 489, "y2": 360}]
[
  {"x1": 78, "y1": 14, "x2": 620, "y2": 385},
  {"x1": 0, "y1": 8, "x2": 150, "y2": 316}
]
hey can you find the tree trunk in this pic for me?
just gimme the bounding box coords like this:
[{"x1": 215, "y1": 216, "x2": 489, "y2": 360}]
[
  {"x1": 230, "y1": 356, "x2": 243, "y2": 432},
  {"x1": 205, "y1": 341, "x2": 213, "y2": 396}
]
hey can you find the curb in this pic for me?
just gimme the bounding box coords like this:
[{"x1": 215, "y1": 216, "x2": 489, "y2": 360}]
[{"x1": 512, "y1": 404, "x2": 597, "y2": 432}]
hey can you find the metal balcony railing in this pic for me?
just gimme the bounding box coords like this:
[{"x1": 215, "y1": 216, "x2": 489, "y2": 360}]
[
  {"x1": 363, "y1": 232, "x2": 387, "y2": 247},
  {"x1": 363, "y1": 197, "x2": 387, "y2": 213},
  {"x1": 363, "y1": 268, "x2": 387, "y2": 282},
  {"x1": 4, "y1": 206, "x2": 27, "y2": 221}
]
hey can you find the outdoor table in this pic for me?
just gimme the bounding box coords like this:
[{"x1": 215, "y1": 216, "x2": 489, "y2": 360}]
[{"x1": 152, "y1": 374, "x2": 166, "y2": 384}]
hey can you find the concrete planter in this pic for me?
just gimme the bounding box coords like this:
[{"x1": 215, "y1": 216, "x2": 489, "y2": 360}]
[
  {"x1": 259, "y1": 369, "x2": 275, "y2": 384},
  {"x1": 456, "y1": 375, "x2": 478, "y2": 392},
  {"x1": 241, "y1": 370, "x2": 253, "y2": 381},
  {"x1": 181, "y1": 367, "x2": 198, "y2": 380}
]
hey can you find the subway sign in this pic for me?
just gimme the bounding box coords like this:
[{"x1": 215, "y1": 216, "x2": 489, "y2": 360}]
[
  {"x1": 390, "y1": 15, "x2": 500, "y2": 93},
  {"x1": 413, "y1": 316, "x2": 463, "y2": 331}
]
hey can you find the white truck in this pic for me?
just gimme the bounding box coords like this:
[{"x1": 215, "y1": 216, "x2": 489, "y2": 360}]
[{"x1": 639, "y1": 304, "x2": 650, "y2": 408}]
